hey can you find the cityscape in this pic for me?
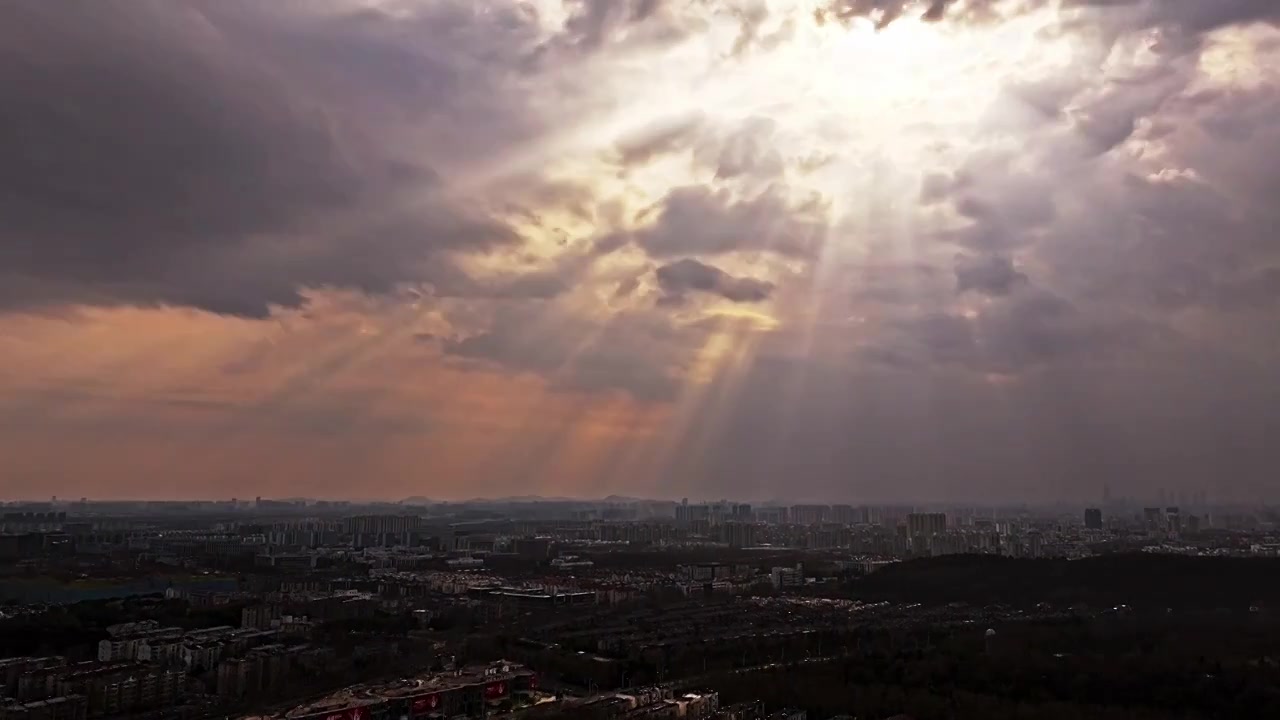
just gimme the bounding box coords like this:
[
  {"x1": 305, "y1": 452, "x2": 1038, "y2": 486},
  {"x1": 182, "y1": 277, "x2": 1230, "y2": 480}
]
[{"x1": 3, "y1": 495, "x2": 1280, "y2": 719}]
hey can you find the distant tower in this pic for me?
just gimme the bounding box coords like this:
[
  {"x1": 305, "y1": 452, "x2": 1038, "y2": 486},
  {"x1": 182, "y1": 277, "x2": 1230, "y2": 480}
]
[
  {"x1": 1084, "y1": 508, "x2": 1103, "y2": 530},
  {"x1": 1102, "y1": 484, "x2": 1111, "y2": 504}
]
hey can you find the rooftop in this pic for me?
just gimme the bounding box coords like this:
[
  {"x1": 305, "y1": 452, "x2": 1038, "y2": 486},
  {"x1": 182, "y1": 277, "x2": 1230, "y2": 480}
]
[{"x1": 284, "y1": 662, "x2": 532, "y2": 718}]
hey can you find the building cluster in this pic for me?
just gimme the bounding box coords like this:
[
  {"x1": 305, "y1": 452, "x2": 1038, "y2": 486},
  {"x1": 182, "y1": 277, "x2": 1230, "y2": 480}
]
[
  {"x1": 3, "y1": 496, "x2": 1278, "y2": 593},
  {"x1": 0, "y1": 655, "x2": 180, "y2": 720},
  {"x1": 96, "y1": 620, "x2": 284, "y2": 671},
  {"x1": 3, "y1": 496, "x2": 1280, "y2": 720},
  {"x1": 239, "y1": 661, "x2": 538, "y2": 720},
  {"x1": 215, "y1": 644, "x2": 329, "y2": 700},
  {"x1": 561, "y1": 686, "x2": 720, "y2": 719}
]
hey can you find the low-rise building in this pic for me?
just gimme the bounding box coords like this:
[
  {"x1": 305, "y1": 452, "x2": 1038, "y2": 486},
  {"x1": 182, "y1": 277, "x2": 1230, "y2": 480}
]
[
  {"x1": 0, "y1": 694, "x2": 88, "y2": 720},
  {"x1": 281, "y1": 661, "x2": 538, "y2": 720}
]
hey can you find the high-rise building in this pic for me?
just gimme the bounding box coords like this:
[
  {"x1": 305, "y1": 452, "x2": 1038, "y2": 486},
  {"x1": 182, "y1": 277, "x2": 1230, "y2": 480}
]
[
  {"x1": 344, "y1": 515, "x2": 421, "y2": 548},
  {"x1": 906, "y1": 513, "x2": 946, "y2": 538},
  {"x1": 789, "y1": 505, "x2": 830, "y2": 525},
  {"x1": 1186, "y1": 514, "x2": 1201, "y2": 534},
  {"x1": 721, "y1": 522, "x2": 755, "y2": 549},
  {"x1": 1084, "y1": 508, "x2": 1103, "y2": 530},
  {"x1": 1143, "y1": 507, "x2": 1163, "y2": 531},
  {"x1": 675, "y1": 503, "x2": 710, "y2": 526},
  {"x1": 754, "y1": 506, "x2": 787, "y2": 524},
  {"x1": 1027, "y1": 531, "x2": 1043, "y2": 558}
]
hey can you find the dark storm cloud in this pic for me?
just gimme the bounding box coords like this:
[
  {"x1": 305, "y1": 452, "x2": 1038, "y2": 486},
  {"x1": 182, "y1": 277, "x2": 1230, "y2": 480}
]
[
  {"x1": 815, "y1": 0, "x2": 1003, "y2": 30},
  {"x1": 926, "y1": 157, "x2": 1056, "y2": 251},
  {"x1": 863, "y1": 287, "x2": 1166, "y2": 376},
  {"x1": 955, "y1": 254, "x2": 1028, "y2": 296},
  {"x1": 989, "y1": 77, "x2": 1280, "y2": 321},
  {"x1": 604, "y1": 185, "x2": 829, "y2": 258},
  {"x1": 655, "y1": 259, "x2": 775, "y2": 304},
  {"x1": 1064, "y1": 0, "x2": 1280, "y2": 38},
  {"x1": 817, "y1": 0, "x2": 1280, "y2": 35},
  {"x1": 0, "y1": 1, "x2": 559, "y2": 317},
  {"x1": 912, "y1": 16, "x2": 1278, "y2": 388},
  {"x1": 875, "y1": 18, "x2": 1280, "y2": 502}
]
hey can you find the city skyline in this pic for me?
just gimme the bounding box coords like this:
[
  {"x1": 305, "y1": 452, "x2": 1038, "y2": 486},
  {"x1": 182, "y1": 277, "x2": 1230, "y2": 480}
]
[
  {"x1": 0, "y1": 490, "x2": 1242, "y2": 509},
  {"x1": 2, "y1": 0, "x2": 1279, "y2": 502}
]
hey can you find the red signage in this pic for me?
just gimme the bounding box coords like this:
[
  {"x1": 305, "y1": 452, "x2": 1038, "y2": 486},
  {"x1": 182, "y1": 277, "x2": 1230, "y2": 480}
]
[
  {"x1": 484, "y1": 681, "x2": 507, "y2": 700},
  {"x1": 411, "y1": 694, "x2": 440, "y2": 713}
]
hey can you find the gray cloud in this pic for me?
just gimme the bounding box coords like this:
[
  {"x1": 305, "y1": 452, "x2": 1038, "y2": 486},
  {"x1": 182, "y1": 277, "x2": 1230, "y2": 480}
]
[
  {"x1": 815, "y1": 0, "x2": 1008, "y2": 30},
  {"x1": 724, "y1": 0, "x2": 796, "y2": 57},
  {"x1": 1064, "y1": 0, "x2": 1280, "y2": 39},
  {"x1": 0, "y1": 1, "x2": 566, "y2": 317},
  {"x1": 550, "y1": 0, "x2": 695, "y2": 54},
  {"x1": 693, "y1": 117, "x2": 787, "y2": 181},
  {"x1": 863, "y1": 283, "x2": 1171, "y2": 377},
  {"x1": 613, "y1": 115, "x2": 706, "y2": 166},
  {"x1": 955, "y1": 254, "x2": 1029, "y2": 296},
  {"x1": 900, "y1": 19, "x2": 1278, "y2": 393},
  {"x1": 655, "y1": 259, "x2": 775, "y2": 304},
  {"x1": 818, "y1": 0, "x2": 1280, "y2": 36},
  {"x1": 610, "y1": 185, "x2": 829, "y2": 258},
  {"x1": 441, "y1": 305, "x2": 723, "y2": 401},
  {"x1": 668, "y1": 345, "x2": 1280, "y2": 502}
]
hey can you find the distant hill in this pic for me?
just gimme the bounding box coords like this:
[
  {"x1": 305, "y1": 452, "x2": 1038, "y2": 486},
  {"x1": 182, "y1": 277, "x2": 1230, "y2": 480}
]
[
  {"x1": 850, "y1": 554, "x2": 1280, "y2": 610},
  {"x1": 399, "y1": 496, "x2": 437, "y2": 505}
]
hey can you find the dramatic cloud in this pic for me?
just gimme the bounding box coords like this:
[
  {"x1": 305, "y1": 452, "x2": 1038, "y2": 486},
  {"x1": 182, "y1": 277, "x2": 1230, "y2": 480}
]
[
  {"x1": 441, "y1": 303, "x2": 726, "y2": 401},
  {"x1": 1065, "y1": 0, "x2": 1280, "y2": 37},
  {"x1": 819, "y1": 0, "x2": 1280, "y2": 34},
  {"x1": 655, "y1": 259, "x2": 776, "y2": 303},
  {"x1": 955, "y1": 254, "x2": 1028, "y2": 296},
  {"x1": 816, "y1": 0, "x2": 1007, "y2": 29},
  {"x1": 613, "y1": 114, "x2": 706, "y2": 167},
  {"x1": 0, "y1": 1, "x2": 558, "y2": 316},
  {"x1": 611, "y1": 185, "x2": 829, "y2": 258},
  {"x1": 2, "y1": 0, "x2": 1278, "y2": 502}
]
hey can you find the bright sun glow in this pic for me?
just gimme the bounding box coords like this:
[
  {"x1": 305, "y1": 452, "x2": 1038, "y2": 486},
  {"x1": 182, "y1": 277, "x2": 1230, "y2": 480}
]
[
  {"x1": 502, "y1": 1, "x2": 1081, "y2": 228},
  {"x1": 453, "y1": 1, "x2": 1090, "y2": 409}
]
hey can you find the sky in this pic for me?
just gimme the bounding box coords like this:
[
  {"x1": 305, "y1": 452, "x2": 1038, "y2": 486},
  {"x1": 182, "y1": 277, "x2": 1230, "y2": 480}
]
[{"x1": 1, "y1": 0, "x2": 1278, "y2": 503}]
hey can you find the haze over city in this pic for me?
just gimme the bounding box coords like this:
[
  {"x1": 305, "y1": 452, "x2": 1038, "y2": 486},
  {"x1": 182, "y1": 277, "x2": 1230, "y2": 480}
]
[{"x1": 2, "y1": 0, "x2": 1278, "y2": 503}]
